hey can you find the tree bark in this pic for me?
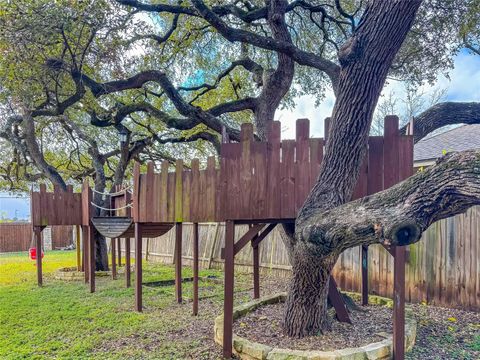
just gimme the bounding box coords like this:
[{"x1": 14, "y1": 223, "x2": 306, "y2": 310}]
[
  {"x1": 254, "y1": 0, "x2": 295, "y2": 139},
  {"x1": 285, "y1": 0, "x2": 423, "y2": 337},
  {"x1": 283, "y1": 244, "x2": 337, "y2": 337}
]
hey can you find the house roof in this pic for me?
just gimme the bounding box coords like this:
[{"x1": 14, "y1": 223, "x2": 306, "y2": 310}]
[{"x1": 414, "y1": 124, "x2": 480, "y2": 163}]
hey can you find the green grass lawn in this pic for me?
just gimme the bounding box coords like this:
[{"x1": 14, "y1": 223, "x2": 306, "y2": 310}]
[{"x1": 0, "y1": 251, "x2": 240, "y2": 359}]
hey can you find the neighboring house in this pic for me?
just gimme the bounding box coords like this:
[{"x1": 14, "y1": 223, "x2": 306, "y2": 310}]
[{"x1": 414, "y1": 124, "x2": 480, "y2": 169}]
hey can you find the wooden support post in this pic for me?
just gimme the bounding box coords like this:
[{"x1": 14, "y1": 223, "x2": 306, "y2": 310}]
[
  {"x1": 89, "y1": 226, "x2": 95, "y2": 293},
  {"x1": 223, "y1": 220, "x2": 235, "y2": 359},
  {"x1": 328, "y1": 276, "x2": 351, "y2": 323},
  {"x1": 193, "y1": 223, "x2": 199, "y2": 316},
  {"x1": 82, "y1": 226, "x2": 89, "y2": 283},
  {"x1": 111, "y1": 238, "x2": 117, "y2": 280},
  {"x1": 361, "y1": 245, "x2": 369, "y2": 305},
  {"x1": 252, "y1": 228, "x2": 260, "y2": 299},
  {"x1": 175, "y1": 222, "x2": 183, "y2": 303},
  {"x1": 117, "y1": 237, "x2": 122, "y2": 267},
  {"x1": 253, "y1": 244, "x2": 260, "y2": 299},
  {"x1": 135, "y1": 224, "x2": 143, "y2": 312},
  {"x1": 393, "y1": 246, "x2": 406, "y2": 360},
  {"x1": 125, "y1": 237, "x2": 131, "y2": 288},
  {"x1": 76, "y1": 225, "x2": 81, "y2": 272},
  {"x1": 34, "y1": 227, "x2": 43, "y2": 287}
]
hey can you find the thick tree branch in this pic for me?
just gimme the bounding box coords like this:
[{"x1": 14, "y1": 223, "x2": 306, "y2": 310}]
[
  {"x1": 399, "y1": 102, "x2": 480, "y2": 143},
  {"x1": 190, "y1": 0, "x2": 341, "y2": 90},
  {"x1": 254, "y1": 0, "x2": 295, "y2": 139},
  {"x1": 298, "y1": 150, "x2": 480, "y2": 256},
  {"x1": 76, "y1": 71, "x2": 243, "y2": 141}
]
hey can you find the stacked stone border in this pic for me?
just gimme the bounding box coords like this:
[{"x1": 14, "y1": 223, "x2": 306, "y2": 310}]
[{"x1": 214, "y1": 293, "x2": 416, "y2": 360}]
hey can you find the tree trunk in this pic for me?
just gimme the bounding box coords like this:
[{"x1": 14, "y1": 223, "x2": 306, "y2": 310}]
[
  {"x1": 95, "y1": 229, "x2": 109, "y2": 271},
  {"x1": 283, "y1": 244, "x2": 337, "y2": 337},
  {"x1": 284, "y1": 0, "x2": 423, "y2": 337}
]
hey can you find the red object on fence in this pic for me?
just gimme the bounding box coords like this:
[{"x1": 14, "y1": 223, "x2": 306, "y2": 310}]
[{"x1": 29, "y1": 247, "x2": 44, "y2": 260}]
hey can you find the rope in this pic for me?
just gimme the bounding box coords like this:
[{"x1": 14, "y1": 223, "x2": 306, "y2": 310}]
[
  {"x1": 91, "y1": 184, "x2": 133, "y2": 196},
  {"x1": 90, "y1": 202, "x2": 133, "y2": 211}
]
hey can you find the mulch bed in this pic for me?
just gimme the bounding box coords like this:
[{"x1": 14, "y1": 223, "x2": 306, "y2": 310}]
[
  {"x1": 233, "y1": 300, "x2": 393, "y2": 351},
  {"x1": 406, "y1": 304, "x2": 480, "y2": 360}
]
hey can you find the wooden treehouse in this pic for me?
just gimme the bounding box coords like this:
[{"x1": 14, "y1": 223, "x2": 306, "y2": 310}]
[{"x1": 30, "y1": 116, "x2": 413, "y2": 359}]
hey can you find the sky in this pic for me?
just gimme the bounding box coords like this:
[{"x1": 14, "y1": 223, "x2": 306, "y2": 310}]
[
  {"x1": 1, "y1": 52, "x2": 479, "y2": 220},
  {"x1": 277, "y1": 50, "x2": 480, "y2": 139},
  {"x1": 0, "y1": 193, "x2": 30, "y2": 220}
]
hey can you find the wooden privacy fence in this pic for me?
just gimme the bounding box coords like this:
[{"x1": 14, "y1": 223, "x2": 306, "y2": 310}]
[
  {"x1": 0, "y1": 223, "x2": 73, "y2": 253},
  {"x1": 123, "y1": 207, "x2": 480, "y2": 311}
]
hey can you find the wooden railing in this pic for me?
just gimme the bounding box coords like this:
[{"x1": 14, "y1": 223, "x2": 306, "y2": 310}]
[{"x1": 133, "y1": 116, "x2": 413, "y2": 223}]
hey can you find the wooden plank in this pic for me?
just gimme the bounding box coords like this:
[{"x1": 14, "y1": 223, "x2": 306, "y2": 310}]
[
  {"x1": 175, "y1": 223, "x2": 182, "y2": 303},
  {"x1": 280, "y1": 140, "x2": 296, "y2": 218},
  {"x1": 82, "y1": 225, "x2": 89, "y2": 283},
  {"x1": 167, "y1": 172, "x2": 176, "y2": 222},
  {"x1": 182, "y1": 170, "x2": 192, "y2": 223},
  {"x1": 215, "y1": 168, "x2": 223, "y2": 222},
  {"x1": 329, "y1": 276, "x2": 351, "y2": 323},
  {"x1": 125, "y1": 237, "x2": 131, "y2": 288},
  {"x1": 34, "y1": 228, "x2": 43, "y2": 286},
  {"x1": 190, "y1": 159, "x2": 200, "y2": 223},
  {"x1": 383, "y1": 116, "x2": 400, "y2": 300},
  {"x1": 266, "y1": 121, "x2": 281, "y2": 219},
  {"x1": 252, "y1": 225, "x2": 260, "y2": 299},
  {"x1": 367, "y1": 137, "x2": 384, "y2": 195},
  {"x1": 309, "y1": 138, "x2": 323, "y2": 190},
  {"x1": 223, "y1": 143, "x2": 241, "y2": 220},
  {"x1": 89, "y1": 225, "x2": 95, "y2": 293},
  {"x1": 233, "y1": 224, "x2": 265, "y2": 256},
  {"x1": 158, "y1": 161, "x2": 168, "y2": 222},
  {"x1": 135, "y1": 223, "x2": 143, "y2": 312},
  {"x1": 193, "y1": 223, "x2": 199, "y2": 315},
  {"x1": 295, "y1": 119, "x2": 310, "y2": 211},
  {"x1": 252, "y1": 142, "x2": 267, "y2": 219},
  {"x1": 206, "y1": 157, "x2": 216, "y2": 221},
  {"x1": 383, "y1": 116, "x2": 400, "y2": 188},
  {"x1": 145, "y1": 162, "x2": 155, "y2": 223},
  {"x1": 111, "y1": 238, "x2": 117, "y2": 280},
  {"x1": 239, "y1": 123, "x2": 253, "y2": 219},
  {"x1": 223, "y1": 220, "x2": 235, "y2": 358},
  {"x1": 363, "y1": 136, "x2": 384, "y2": 304},
  {"x1": 393, "y1": 246, "x2": 406, "y2": 360},
  {"x1": 175, "y1": 160, "x2": 183, "y2": 222},
  {"x1": 251, "y1": 223, "x2": 276, "y2": 248},
  {"x1": 152, "y1": 172, "x2": 161, "y2": 222},
  {"x1": 198, "y1": 168, "x2": 207, "y2": 221},
  {"x1": 133, "y1": 163, "x2": 140, "y2": 222}
]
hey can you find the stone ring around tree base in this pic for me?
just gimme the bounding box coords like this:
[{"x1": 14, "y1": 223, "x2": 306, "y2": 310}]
[{"x1": 214, "y1": 292, "x2": 417, "y2": 360}]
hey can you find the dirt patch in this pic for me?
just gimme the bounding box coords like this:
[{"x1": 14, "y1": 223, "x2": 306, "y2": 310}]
[{"x1": 233, "y1": 300, "x2": 393, "y2": 351}]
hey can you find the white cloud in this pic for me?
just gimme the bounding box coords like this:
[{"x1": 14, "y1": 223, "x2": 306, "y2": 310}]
[
  {"x1": 276, "y1": 89, "x2": 335, "y2": 139},
  {"x1": 275, "y1": 52, "x2": 480, "y2": 139}
]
